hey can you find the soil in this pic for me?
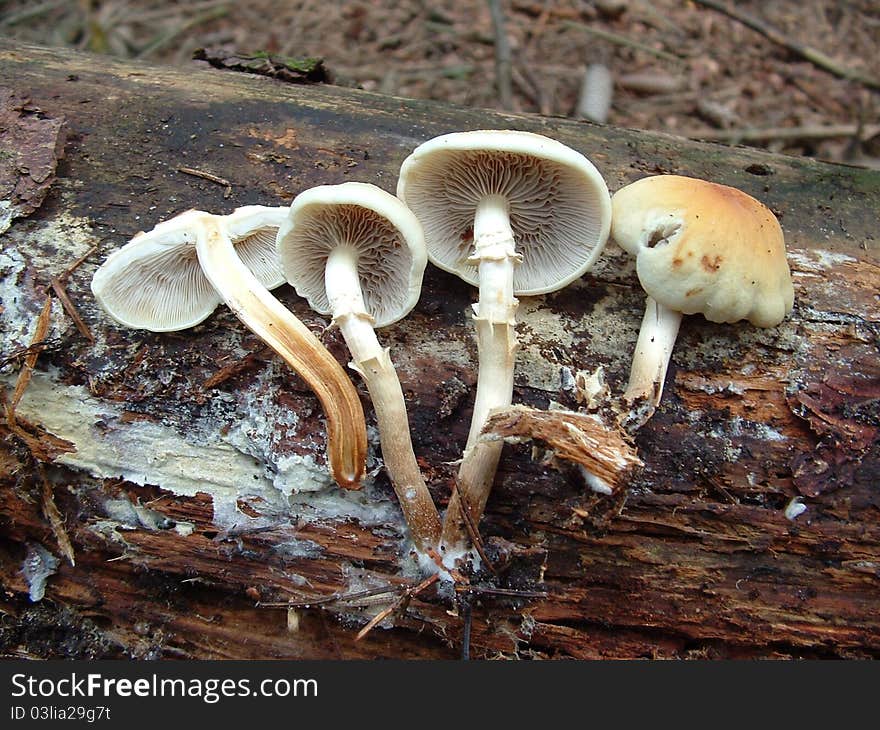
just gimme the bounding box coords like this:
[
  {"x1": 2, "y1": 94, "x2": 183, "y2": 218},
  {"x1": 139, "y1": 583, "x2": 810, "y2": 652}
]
[{"x1": 2, "y1": 0, "x2": 878, "y2": 165}]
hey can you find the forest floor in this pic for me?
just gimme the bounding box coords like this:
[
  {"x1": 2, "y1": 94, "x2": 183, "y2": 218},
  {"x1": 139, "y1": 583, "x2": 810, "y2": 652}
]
[{"x1": 2, "y1": 1, "x2": 879, "y2": 165}]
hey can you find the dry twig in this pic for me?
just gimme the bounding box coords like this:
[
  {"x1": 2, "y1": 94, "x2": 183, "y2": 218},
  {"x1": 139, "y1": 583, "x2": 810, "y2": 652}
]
[
  {"x1": 2, "y1": 294, "x2": 75, "y2": 461},
  {"x1": 258, "y1": 585, "x2": 403, "y2": 609},
  {"x1": 455, "y1": 584, "x2": 548, "y2": 599},
  {"x1": 683, "y1": 122, "x2": 880, "y2": 143},
  {"x1": 452, "y1": 480, "x2": 497, "y2": 575},
  {"x1": 49, "y1": 278, "x2": 93, "y2": 343},
  {"x1": 39, "y1": 464, "x2": 76, "y2": 566},
  {"x1": 10, "y1": 296, "x2": 52, "y2": 412},
  {"x1": 487, "y1": 0, "x2": 514, "y2": 110},
  {"x1": 693, "y1": 0, "x2": 880, "y2": 92},
  {"x1": 0, "y1": 339, "x2": 62, "y2": 371},
  {"x1": 48, "y1": 243, "x2": 98, "y2": 343},
  {"x1": 561, "y1": 20, "x2": 684, "y2": 65},
  {"x1": 178, "y1": 166, "x2": 232, "y2": 198},
  {"x1": 513, "y1": 62, "x2": 554, "y2": 116},
  {"x1": 136, "y1": 6, "x2": 230, "y2": 60},
  {"x1": 354, "y1": 574, "x2": 438, "y2": 641}
]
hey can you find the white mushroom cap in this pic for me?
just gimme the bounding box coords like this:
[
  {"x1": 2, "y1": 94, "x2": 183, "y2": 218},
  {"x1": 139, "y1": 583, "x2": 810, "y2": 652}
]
[
  {"x1": 91, "y1": 207, "x2": 287, "y2": 332},
  {"x1": 396, "y1": 129, "x2": 612, "y2": 295},
  {"x1": 220, "y1": 205, "x2": 287, "y2": 290},
  {"x1": 611, "y1": 175, "x2": 794, "y2": 327},
  {"x1": 91, "y1": 209, "x2": 219, "y2": 331},
  {"x1": 277, "y1": 182, "x2": 427, "y2": 328}
]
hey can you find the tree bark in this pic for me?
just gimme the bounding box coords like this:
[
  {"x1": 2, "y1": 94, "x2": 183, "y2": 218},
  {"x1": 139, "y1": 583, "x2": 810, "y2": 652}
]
[{"x1": 0, "y1": 41, "x2": 878, "y2": 660}]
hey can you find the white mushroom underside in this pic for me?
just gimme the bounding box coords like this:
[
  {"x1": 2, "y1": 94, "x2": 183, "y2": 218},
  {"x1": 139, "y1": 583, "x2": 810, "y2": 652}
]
[
  {"x1": 233, "y1": 226, "x2": 285, "y2": 290},
  {"x1": 93, "y1": 220, "x2": 286, "y2": 331},
  {"x1": 281, "y1": 205, "x2": 414, "y2": 327},
  {"x1": 93, "y1": 243, "x2": 219, "y2": 330},
  {"x1": 402, "y1": 150, "x2": 607, "y2": 293}
]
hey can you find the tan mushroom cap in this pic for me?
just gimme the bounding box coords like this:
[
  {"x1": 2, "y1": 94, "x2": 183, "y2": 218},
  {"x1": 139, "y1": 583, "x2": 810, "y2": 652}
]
[
  {"x1": 611, "y1": 175, "x2": 794, "y2": 327},
  {"x1": 397, "y1": 129, "x2": 612, "y2": 295}
]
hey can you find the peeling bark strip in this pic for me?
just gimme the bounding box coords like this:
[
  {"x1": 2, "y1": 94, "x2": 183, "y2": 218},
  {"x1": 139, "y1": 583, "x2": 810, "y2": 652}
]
[
  {"x1": 0, "y1": 41, "x2": 879, "y2": 659},
  {"x1": 0, "y1": 87, "x2": 66, "y2": 233},
  {"x1": 192, "y1": 48, "x2": 331, "y2": 85}
]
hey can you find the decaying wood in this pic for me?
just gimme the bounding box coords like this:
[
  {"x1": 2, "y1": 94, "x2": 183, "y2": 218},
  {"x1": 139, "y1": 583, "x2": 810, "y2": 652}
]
[
  {"x1": 482, "y1": 405, "x2": 641, "y2": 489},
  {"x1": 0, "y1": 87, "x2": 66, "y2": 233},
  {"x1": 191, "y1": 48, "x2": 332, "y2": 86},
  {"x1": 0, "y1": 40, "x2": 879, "y2": 660}
]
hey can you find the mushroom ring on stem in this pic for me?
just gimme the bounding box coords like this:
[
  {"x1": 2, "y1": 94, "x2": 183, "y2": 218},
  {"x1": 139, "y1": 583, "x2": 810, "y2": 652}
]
[
  {"x1": 276, "y1": 182, "x2": 441, "y2": 554},
  {"x1": 91, "y1": 207, "x2": 368, "y2": 490},
  {"x1": 611, "y1": 174, "x2": 794, "y2": 425},
  {"x1": 397, "y1": 129, "x2": 612, "y2": 563}
]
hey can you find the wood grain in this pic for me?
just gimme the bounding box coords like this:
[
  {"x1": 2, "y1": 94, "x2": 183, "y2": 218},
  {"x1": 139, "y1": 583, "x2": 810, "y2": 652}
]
[{"x1": 0, "y1": 41, "x2": 878, "y2": 660}]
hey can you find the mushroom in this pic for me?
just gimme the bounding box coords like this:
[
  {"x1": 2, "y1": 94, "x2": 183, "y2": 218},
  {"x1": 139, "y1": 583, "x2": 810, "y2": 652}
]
[
  {"x1": 397, "y1": 129, "x2": 612, "y2": 561},
  {"x1": 91, "y1": 207, "x2": 289, "y2": 332},
  {"x1": 276, "y1": 182, "x2": 441, "y2": 553},
  {"x1": 611, "y1": 174, "x2": 794, "y2": 423},
  {"x1": 91, "y1": 207, "x2": 368, "y2": 490},
  {"x1": 221, "y1": 205, "x2": 290, "y2": 291}
]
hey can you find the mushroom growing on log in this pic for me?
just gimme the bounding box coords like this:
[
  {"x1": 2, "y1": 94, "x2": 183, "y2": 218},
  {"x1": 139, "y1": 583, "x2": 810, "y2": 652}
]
[
  {"x1": 91, "y1": 208, "x2": 368, "y2": 490},
  {"x1": 397, "y1": 129, "x2": 612, "y2": 567},
  {"x1": 277, "y1": 182, "x2": 441, "y2": 556},
  {"x1": 3, "y1": 41, "x2": 879, "y2": 660},
  {"x1": 611, "y1": 174, "x2": 794, "y2": 427}
]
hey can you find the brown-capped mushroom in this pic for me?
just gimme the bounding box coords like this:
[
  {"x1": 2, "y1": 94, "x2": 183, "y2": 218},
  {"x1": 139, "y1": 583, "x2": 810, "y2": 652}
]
[{"x1": 611, "y1": 174, "x2": 794, "y2": 425}]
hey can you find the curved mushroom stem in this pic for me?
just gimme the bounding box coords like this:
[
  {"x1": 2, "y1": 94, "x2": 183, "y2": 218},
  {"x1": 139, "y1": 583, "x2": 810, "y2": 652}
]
[
  {"x1": 194, "y1": 215, "x2": 368, "y2": 490},
  {"x1": 324, "y1": 246, "x2": 442, "y2": 553},
  {"x1": 622, "y1": 295, "x2": 683, "y2": 421},
  {"x1": 439, "y1": 194, "x2": 520, "y2": 562}
]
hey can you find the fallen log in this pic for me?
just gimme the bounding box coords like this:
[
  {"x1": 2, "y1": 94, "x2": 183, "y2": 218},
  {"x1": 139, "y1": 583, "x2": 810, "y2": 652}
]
[{"x1": 0, "y1": 40, "x2": 878, "y2": 660}]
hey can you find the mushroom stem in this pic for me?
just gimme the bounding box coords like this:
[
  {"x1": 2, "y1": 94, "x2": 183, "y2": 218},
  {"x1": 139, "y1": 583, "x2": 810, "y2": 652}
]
[
  {"x1": 324, "y1": 246, "x2": 442, "y2": 552},
  {"x1": 440, "y1": 194, "x2": 520, "y2": 558},
  {"x1": 194, "y1": 216, "x2": 368, "y2": 490},
  {"x1": 623, "y1": 296, "x2": 683, "y2": 408}
]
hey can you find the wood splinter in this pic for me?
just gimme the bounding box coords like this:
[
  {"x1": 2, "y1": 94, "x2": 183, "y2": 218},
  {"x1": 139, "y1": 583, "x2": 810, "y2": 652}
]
[{"x1": 481, "y1": 404, "x2": 643, "y2": 492}]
